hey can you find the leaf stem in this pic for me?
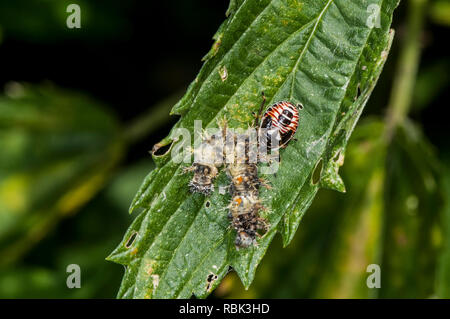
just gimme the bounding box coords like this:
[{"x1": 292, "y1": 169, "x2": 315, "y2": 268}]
[
  {"x1": 384, "y1": 0, "x2": 428, "y2": 141},
  {"x1": 122, "y1": 91, "x2": 183, "y2": 145}
]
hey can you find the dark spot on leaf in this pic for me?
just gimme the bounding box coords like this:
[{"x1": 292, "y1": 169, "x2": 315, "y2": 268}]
[
  {"x1": 205, "y1": 201, "x2": 211, "y2": 208},
  {"x1": 206, "y1": 273, "x2": 218, "y2": 291},
  {"x1": 355, "y1": 84, "x2": 362, "y2": 100},
  {"x1": 207, "y1": 274, "x2": 216, "y2": 282},
  {"x1": 125, "y1": 231, "x2": 138, "y2": 249},
  {"x1": 312, "y1": 159, "x2": 323, "y2": 185}
]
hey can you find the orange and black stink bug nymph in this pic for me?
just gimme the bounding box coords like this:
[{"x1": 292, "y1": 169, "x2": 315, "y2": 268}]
[{"x1": 258, "y1": 95, "x2": 302, "y2": 151}]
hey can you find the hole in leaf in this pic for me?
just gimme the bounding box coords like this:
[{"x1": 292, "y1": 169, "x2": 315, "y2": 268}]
[
  {"x1": 297, "y1": 103, "x2": 304, "y2": 110},
  {"x1": 205, "y1": 201, "x2": 211, "y2": 208},
  {"x1": 125, "y1": 231, "x2": 138, "y2": 249},
  {"x1": 312, "y1": 159, "x2": 323, "y2": 185},
  {"x1": 206, "y1": 273, "x2": 218, "y2": 291},
  {"x1": 334, "y1": 151, "x2": 341, "y2": 161},
  {"x1": 356, "y1": 84, "x2": 362, "y2": 100},
  {"x1": 207, "y1": 273, "x2": 217, "y2": 282},
  {"x1": 152, "y1": 140, "x2": 173, "y2": 157}
]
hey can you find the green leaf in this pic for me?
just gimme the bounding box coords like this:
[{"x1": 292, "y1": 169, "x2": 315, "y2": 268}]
[
  {"x1": 412, "y1": 59, "x2": 450, "y2": 111},
  {"x1": 108, "y1": 0, "x2": 400, "y2": 298},
  {"x1": 429, "y1": 0, "x2": 450, "y2": 27}
]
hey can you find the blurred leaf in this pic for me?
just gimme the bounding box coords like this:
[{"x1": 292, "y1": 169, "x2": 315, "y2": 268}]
[
  {"x1": 429, "y1": 0, "x2": 450, "y2": 27},
  {"x1": 105, "y1": 161, "x2": 156, "y2": 214},
  {"x1": 0, "y1": 160, "x2": 154, "y2": 298},
  {"x1": 0, "y1": 0, "x2": 131, "y2": 43},
  {"x1": 108, "y1": 0, "x2": 400, "y2": 298},
  {"x1": 436, "y1": 161, "x2": 450, "y2": 298},
  {"x1": 380, "y1": 119, "x2": 444, "y2": 298},
  {"x1": 308, "y1": 120, "x2": 443, "y2": 299},
  {"x1": 0, "y1": 267, "x2": 60, "y2": 298},
  {"x1": 313, "y1": 120, "x2": 385, "y2": 298},
  {"x1": 123, "y1": 90, "x2": 184, "y2": 144},
  {"x1": 0, "y1": 83, "x2": 124, "y2": 267},
  {"x1": 412, "y1": 60, "x2": 450, "y2": 111}
]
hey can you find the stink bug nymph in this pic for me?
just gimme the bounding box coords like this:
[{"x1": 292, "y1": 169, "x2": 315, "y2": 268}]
[{"x1": 257, "y1": 93, "x2": 302, "y2": 150}]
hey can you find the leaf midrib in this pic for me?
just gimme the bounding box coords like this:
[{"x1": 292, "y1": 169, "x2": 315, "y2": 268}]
[{"x1": 288, "y1": 0, "x2": 334, "y2": 99}]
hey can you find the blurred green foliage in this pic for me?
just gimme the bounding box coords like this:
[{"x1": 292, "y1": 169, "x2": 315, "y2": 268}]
[
  {"x1": 0, "y1": 160, "x2": 153, "y2": 298},
  {"x1": 429, "y1": 0, "x2": 450, "y2": 26},
  {"x1": 0, "y1": 0, "x2": 131, "y2": 43},
  {"x1": 0, "y1": 0, "x2": 449, "y2": 299},
  {"x1": 0, "y1": 84, "x2": 124, "y2": 268}
]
